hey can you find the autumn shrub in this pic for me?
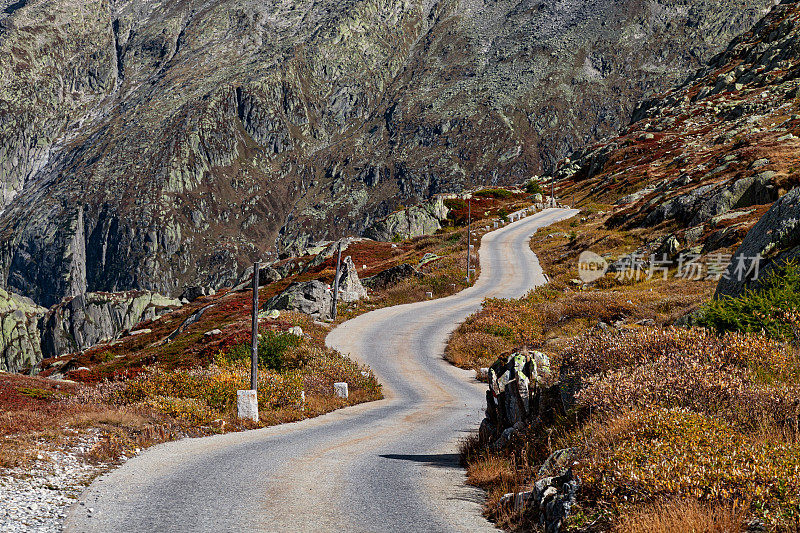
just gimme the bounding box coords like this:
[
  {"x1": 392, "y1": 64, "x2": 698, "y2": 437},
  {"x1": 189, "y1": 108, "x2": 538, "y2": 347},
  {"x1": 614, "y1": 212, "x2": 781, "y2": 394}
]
[
  {"x1": 299, "y1": 344, "x2": 380, "y2": 399},
  {"x1": 475, "y1": 188, "x2": 514, "y2": 199},
  {"x1": 579, "y1": 408, "x2": 800, "y2": 526},
  {"x1": 699, "y1": 261, "x2": 800, "y2": 341},
  {"x1": 112, "y1": 361, "x2": 305, "y2": 424},
  {"x1": 225, "y1": 331, "x2": 301, "y2": 370},
  {"x1": 614, "y1": 497, "x2": 748, "y2": 533},
  {"x1": 525, "y1": 180, "x2": 543, "y2": 195},
  {"x1": 564, "y1": 327, "x2": 800, "y2": 432}
]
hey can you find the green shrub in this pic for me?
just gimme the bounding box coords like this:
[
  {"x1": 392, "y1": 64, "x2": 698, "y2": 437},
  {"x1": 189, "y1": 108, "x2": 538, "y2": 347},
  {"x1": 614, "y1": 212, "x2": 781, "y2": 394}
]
[
  {"x1": 497, "y1": 208, "x2": 509, "y2": 222},
  {"x1": 475, "y1": 188, "x2": 514, "y2": 199},
  {"x1": 483, "y1": 324, "x2": 516, "y2": 341},
  {"x1": 526, "y1": 180, "x2": 542, "y2": 195},
  {"x1": 444, "y1": 198, "x2": 468, "y2": 211},
  {"x1": 698, "y1": 261, "x2": 800, "y2": 341},
  {"x1": 226, "y1": 331, "x2": 302, "y2": 370}
]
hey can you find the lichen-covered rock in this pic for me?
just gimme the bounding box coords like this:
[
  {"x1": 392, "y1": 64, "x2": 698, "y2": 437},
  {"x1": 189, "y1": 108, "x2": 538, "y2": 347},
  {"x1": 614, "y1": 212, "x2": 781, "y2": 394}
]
[
  {"x1": 40, "y1": 291, "x2": 182, "y2": 358},
  {"x1": 0, "y1": 289, "x2": 47, "y2": 373},
  {"x1": 336, "y1": 256, "x2": 368, "y2": 303},
  {"x1": 499, "y1": 467, "x2": 580, "y2": 533},
  {"x1": 363, "y1": 199, "x2": 449, "y2": 242},
  {"x1": 363, "y1": 264, "x2": 422, "y2": 291},
  {"x1": 717, "y1": 186, "x2": 800, "y2": 298},
  {"x1": 263, "y1": 281, "x2": 333, "y2": 321}
]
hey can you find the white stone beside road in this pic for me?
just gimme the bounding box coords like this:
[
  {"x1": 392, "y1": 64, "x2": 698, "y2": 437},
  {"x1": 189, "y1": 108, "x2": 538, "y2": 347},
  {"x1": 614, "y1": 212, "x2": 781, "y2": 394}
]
[
  {"x1": 237, "y1": 390, "x2": 259, "y2": 422},
  {"x1": 0, "y1": 433, "x2": 107, "y2": 533}
]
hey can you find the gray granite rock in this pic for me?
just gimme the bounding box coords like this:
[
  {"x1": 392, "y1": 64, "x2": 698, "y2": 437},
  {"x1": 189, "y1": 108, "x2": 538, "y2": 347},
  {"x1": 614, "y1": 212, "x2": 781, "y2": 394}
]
[
  {"x1": 264, "y1": 281, "x2": 333, "y2": 321},
  {"x1": 0, "y1": 288, "x2": 47, "y2": 373},
  {"x1": 40, "y1": 291, "x2": 181, "y2": 358},
  {"x1": 717, "y1": 187, "x2": 800, "y2": 298}
]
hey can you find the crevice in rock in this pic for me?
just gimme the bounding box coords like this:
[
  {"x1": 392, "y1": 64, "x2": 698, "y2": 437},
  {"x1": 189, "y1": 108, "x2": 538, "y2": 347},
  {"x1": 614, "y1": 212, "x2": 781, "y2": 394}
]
[{"x1": 111, "y1": 19, "x2": 125, "y2": 83}]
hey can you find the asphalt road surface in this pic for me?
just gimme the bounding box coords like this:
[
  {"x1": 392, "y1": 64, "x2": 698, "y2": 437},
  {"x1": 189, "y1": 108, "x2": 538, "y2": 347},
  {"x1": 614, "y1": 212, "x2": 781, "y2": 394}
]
[{"x1": 64, "y1": 208, "x2": 577, "y2": 533}]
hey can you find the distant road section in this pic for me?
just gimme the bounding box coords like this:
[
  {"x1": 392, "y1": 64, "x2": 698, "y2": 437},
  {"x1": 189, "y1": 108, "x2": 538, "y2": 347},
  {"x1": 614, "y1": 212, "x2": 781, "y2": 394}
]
[{"x1": 65, "y1": 208, "x2": 577, "y2": 533}]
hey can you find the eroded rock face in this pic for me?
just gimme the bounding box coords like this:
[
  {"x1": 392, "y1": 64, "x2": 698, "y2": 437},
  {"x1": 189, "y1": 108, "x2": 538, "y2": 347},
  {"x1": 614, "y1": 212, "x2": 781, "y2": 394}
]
[
  {"x1": 717, "y1": 186, "x2": 800, "y2": 298},
  {"x1": 40, "y1": 291, "x2": 182, "y2": 358},
  {"x1": 0, "y1": 0, "x2": 774, "y2": 306},
  {"x1": 364, "y1": 198, "x2": 449, "y2": 242},
  {"x1": 0, "y1": 289, "x2": 46, "y2": 373}
]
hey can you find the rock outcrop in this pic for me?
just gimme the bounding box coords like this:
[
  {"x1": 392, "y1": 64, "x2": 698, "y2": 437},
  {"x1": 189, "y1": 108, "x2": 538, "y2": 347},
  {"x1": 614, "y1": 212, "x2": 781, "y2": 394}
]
[
  {"x1": 336, "y1": 256, "x2": 368, "y2": 303},
  {"x1": 0, "y1": 289, "x2": 47, "y2": 373},
  {"x1": 536, "y1": 0, "x2": 800, "y2": 268},
  {"x1": 232, "y1": 265, "x2": 282, "y2": 292},
  {"x1": 363, "y1": 264, "x2": 422, "y2": 291},
  {"x1": 364, "y1": 198, "x2": 449, "y2": 242},
  {"x1": 717, "y1": 186, "x2": 800, "y2": 298},
  {"x1": 263, "y1": 281, "x2": 333, "y2": 321},
  {"x1": 40, "y1": 291, "x2": 182, "y2": 359},
  {"x1": 481, "y1": 349, "x2": 580, "y2": 532},
  {"x1": 500, "y1": 466, "x2": 580, "y2": 533},
  {"x1": 179, "y1": 286, "x2": 216, "y2": 302},
  {"x1": 0, "y1": 0, "x2": 774, "y2": 306}
]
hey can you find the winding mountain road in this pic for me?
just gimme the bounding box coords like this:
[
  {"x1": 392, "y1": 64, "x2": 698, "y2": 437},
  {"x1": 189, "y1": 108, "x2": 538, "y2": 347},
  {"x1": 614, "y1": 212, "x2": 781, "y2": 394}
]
[{"x1": 64, "y1": 208, "x2": 576, "y2": 533}]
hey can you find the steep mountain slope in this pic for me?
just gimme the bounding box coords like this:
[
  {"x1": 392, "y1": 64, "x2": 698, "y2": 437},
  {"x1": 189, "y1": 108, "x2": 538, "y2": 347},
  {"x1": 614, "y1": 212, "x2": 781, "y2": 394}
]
[
  {"x1": 551, "y1": 0, "x2": 800, "y2": 285},
  {"x1": 0, "y1": 0, "x2": 774, "y2": 306}
]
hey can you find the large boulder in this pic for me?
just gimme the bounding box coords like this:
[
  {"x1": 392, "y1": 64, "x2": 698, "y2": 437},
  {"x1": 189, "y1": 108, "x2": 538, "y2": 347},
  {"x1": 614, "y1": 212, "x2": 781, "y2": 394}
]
[
  {"x1": 180, "y1": 285, "x2": 217, "y2": 302},
  {"x1": 364, "y1": 198, "x2": 449, "y2": 242},
  {"x1": 363, "y1": 264, "x2": 422, "y2": 291},
  {"x1": 336, "y1": 256, "x2": 368, "y2": 303},
  {"x1": 40, "y1": 291, "x2": 182, "y2": 358},
  {"x1": 716, "y1": 187, "x2": 800, "y2": 298},
  {"x1": 0, "y1": 288, "x2": 46, "y2": 373},
  {"x1": 263, "y1": 280, "x2": 333, "y2": 320}
]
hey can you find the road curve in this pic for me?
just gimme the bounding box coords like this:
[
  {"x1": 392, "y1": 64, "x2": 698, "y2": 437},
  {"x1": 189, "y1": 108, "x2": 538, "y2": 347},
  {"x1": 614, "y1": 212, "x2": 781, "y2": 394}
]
[{"x1": 64, "y1": 208, "x2": 577, "y2": 533}]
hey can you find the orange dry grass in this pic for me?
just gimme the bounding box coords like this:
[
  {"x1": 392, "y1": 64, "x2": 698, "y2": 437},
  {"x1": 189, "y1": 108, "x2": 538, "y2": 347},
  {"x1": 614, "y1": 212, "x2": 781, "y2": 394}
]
[
  {"x1": 446, "y1": 275, "x2": 713, "y2": 371},
  {"x1": 615, "y1": 499, "x2": 747, "y2": 533},
  {"x1": 466, "y1": 454, "x2": 517, "y2": 489}
]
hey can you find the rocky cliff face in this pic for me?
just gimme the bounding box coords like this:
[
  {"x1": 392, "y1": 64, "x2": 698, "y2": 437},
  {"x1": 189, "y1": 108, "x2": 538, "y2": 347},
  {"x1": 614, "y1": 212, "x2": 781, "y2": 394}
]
[
  {"x1": 0, "y1": 0, "x2": 775, "y2": 306},
  {"x1": 40, "y1": 290, "x2": 182, "y2": 359},
  {"x1": 0, "y1": 288, "x2": 46, "y2": 373}
]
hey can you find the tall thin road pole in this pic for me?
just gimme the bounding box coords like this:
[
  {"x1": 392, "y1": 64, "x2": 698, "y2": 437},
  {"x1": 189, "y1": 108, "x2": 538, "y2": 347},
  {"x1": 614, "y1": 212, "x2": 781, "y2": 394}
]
[
  {"x1": 250, "y1": 261, "x2": 260, "y2": 391},
  {"x1": 466, "y1": 197, "x2": 471, "y2": 283},
  {"x1": 331, "y1": 241, "x2": 343, "y2": 320}
]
